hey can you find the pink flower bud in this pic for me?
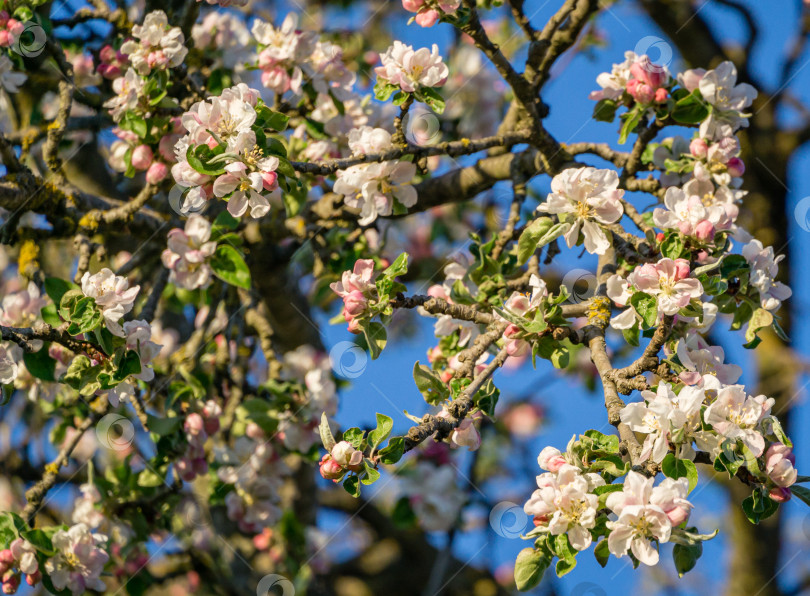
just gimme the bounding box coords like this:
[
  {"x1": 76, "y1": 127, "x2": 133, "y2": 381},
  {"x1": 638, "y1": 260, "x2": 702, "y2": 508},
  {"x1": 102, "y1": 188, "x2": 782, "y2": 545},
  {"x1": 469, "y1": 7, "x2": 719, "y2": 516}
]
[
  {"x1": 0, "y1": 553, "x2": 11, "y2": 568},
  {"x1": 347, "y1": 317, "x2": 362, "y2": 334},
  {"x1": 0, "y1": 31, "x2": 9, "y2": 48},
  {"x1": 765, "y1": 444, "x2": 797, "y2": 487},
  {"x1": 679, "y1": 68, "x2": 705, "y2": 93},
  {"x1": 24, "y1": 571, "x2": 40, "y2": 586},
  {"x1": 672, "y1": 259, "x2": 691, "y2": 281},
  {"x1": 666, "y1": 506, "x2": 690, "y2": 526},
  {"x1": 402, "y1": 0, "x2": 425, "y2": 11},
  {"x1": 677, "y1": 221, "x2": 693, "y2": 236},
  {"x1": 319, "y1": 454, "x2": 344, "y2": 480},
  {"x1": 537, "y1": 446, "x2": 566, "y2": 472},
  {"x1": 261, "y1": 171, "x2": 278, "y2": 191},
  {"x1": 145, "y1": 161, "x2": 168, "y2": 184},
  {"x1": 656, "y1": 232, "x2": 665, "y2": 242},
  {"x1": 654, "y1": 87, "x2": 669, "y2": 103},
  {"x1": 690, "y1": 138, "x2": 708, "y2": 158},
  {"x1": 2, "y1": 571, "x2": 19, "y2": 594},
  {"x1": 768, "y1": 487, "x2": 792, "y2": 502},
  {"x1": 726, "y1": 157, "x2": 745, "y2": 177},
  {"x1": 415, "y1": 9, "x2": 440, "y2": 27},
  {"x1": 427, "y1": 346, "x2": 442, "y2": 364},
  {"x1": 695, "y1": 220, "x2": 715, "y2": 241},
  {"x1": 451, "y1": 418, "x2": 481, "y2": 451},
  {"x1": 6, "y1": 20, "x2": 22, "y2": 38},
  {"x1": 506, "y1": 338, "x2": 529, "y2": 357},
  {"x1": 184, "y1": 413, "x2": 205, "y2": 437},
  {"x1": 343, "y1": 290, "x2": 368, "y2": 318},
  {"x1": 131, "y1": 145, "x2": 153, "y2": 170},
  {"x1": 503, "y1": 323, "x2": 521, "y2": 339}
]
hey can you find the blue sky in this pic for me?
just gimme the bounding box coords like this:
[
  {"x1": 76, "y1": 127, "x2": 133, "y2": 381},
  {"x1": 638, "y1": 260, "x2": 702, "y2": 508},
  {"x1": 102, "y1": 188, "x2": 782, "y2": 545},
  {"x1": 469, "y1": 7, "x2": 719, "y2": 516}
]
[{"x1": 309, "y1": 1, "x2": 810, "y2": 594}]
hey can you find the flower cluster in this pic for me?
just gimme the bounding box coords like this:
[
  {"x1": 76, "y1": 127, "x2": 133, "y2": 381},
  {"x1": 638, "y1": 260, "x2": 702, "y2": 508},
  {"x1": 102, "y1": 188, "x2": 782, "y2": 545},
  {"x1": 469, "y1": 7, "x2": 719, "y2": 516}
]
[
  {"x1": 178, "y1": 401, "x2": 221, "y2": 481},
  {"x1": 120, "y1": 10, "x2": 188, "y2": 75},
  {"x1": 607, "y1": 258, "x2": 703, "y2": 329},
  {"x1": 171, "y1": 84, "x2": 283, "y2": 217},
  {"x1": 0, "y1": 12, "x2": 23, "y2": 48},
  {"x1": 402, "y1": 0, "x2": 461, "y2": 27},
  {"x1": 161, "y1": 214, "x2": 217, "y2": 290},
  {"x1": 536, "y1": 167, "x2": 624, "y2": 255},
  {"x1": 330, "y1": 259, "x2": 378, "y2": 333},
  {"x1": 589, "y1": 51, "x2": 671, "y2": 106},
  {"x1": 333, "y1": 127, "x2": 417, "y2": 224},
  {"x1": 44, "y1": 524, "x2": 109, "y2": 594},
  {"x1": 376, "y1": 42, "x2": 449, "y2": 95},
  {"x1": 679, "y1": 62, "x2": 757, "y2": 139}
]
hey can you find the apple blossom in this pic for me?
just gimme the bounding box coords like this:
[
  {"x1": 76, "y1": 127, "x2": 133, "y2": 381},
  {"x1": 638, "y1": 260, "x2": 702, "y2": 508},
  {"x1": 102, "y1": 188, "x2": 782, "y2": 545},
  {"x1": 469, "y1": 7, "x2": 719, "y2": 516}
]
[
  {"x1": 80, "y1": 268, "x2": 140, "y2": 337},
  {"x1": 703, "y1": 384, "x2": 774, "y2": 456},
  {"x1": 742, "y1": 239, "x2": 792, "y2": 311},
  {"x1": 0, "y1": 55, "x2": 25, "y2": 93},
  {"x1": 120, "y1": 10, "x2": 188, "y2": 75},
  {"x1": 45, "y1": 524, "x2": 109, "y2": 594},
  {"x1": 537, "y1": 446, "x2": 567, "y2": 473},
  {"x1": 523, "y1": 464, "x2": 604, "y2": 551},
  {"x1": 400, "y1": 461, "x2": 466, "y2": 532},
  {"x1": 8, "y1": 539, "x2": 36, "y2": 577},
  {"x1": 103, "y1": 68, "x2": 146, "y2": 122},
  {"x1": 653, "y1": 185, "x2": 734, "y2": 239},
  {"x1": 695, "y1": 61, "x2": 757, "y2": 139},
  {"x1": 536, "y1": 167, "x2": 624, "y2": 255},
  {"x1": 376, "y1": 42, "x2": 449, "y2": 93}
]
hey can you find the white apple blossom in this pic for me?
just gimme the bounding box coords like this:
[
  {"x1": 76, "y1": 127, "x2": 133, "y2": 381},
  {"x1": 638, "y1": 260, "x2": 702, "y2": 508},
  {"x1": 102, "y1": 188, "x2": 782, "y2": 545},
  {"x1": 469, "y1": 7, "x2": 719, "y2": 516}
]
[
  {"x1": 45, "y1": 524, "x2": 109, "y2": 594},
  {"x1": 333, "y1": 159, "x2": 417, "y2": 225},
  {"x1": 348, "y1": 126, "x2": 393, "y2": 156},
  {"x1": 216, "y1": 436, "x2": 287, "y2": 533},
  {"x1": 161, "y1": 214, "x2": 217, "y2": 290},
  {"x1": 71, "y1": 483, "x2": 105, "y2": 529},
  {"x1": 252, "y1": 14, "x2": 317, "y2": 95},
  {"x1": 80, "y1": 268, "x2": 140, "y2": 337},
  {"x1": 742, "y1": 239, "x2": 792, "y2": 311},
  {"x1": 589, "y1": 51, "x2": 637, "y2": 101},
  {"x1": 676, "y1": 332, "x2": 742, "y2": 385},
  {"x1": 620, "y1": 382, "x2": 706, "y2": 462},
  {"x1": 376, "y1": 42, "x2": 449, "y2": 93},
  {"x1": 703, "y1": 384, "x2": 774, "y2": 456},
  {"x1": 9, "y1": 538, "x2": 38, "y2": 575},
  {"x1": 191, "y1": 12, "x2": 250, "y2": 71},
  {"x1": 536, "y1": 167, "x2": 624, "y2": 255},
  {"x1": 653, "y1": 185, "x2": 735, "y2": 240},
  {"x1": 523, "y1": 464, "x2": 604, "y2": 551},
  {"x1": 0, "y1": 281, "x2": 46, "y2": 328},
  {"x1": 606, "y1": 472, "x2": 692, "y2": 566},
  {"x1": 121, "y1": 10, "x2": 188, "y2": 75},
  {"x1": 213, "y1": 161, "x2": 273, "y2": 218},
  {"x1": 103, "y1": 68, "x2": 145, "y2": 122},
  {"x1": 693, "y1": 61, "x2": 757, "y2": 139}
]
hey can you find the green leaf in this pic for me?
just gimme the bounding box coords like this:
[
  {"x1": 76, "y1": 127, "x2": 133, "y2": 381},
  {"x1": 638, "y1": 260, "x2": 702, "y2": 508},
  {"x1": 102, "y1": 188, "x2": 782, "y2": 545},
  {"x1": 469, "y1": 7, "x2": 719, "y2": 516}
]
[
  {"x1": 61, "y1": 355, "x2": 100, "y2": 394},
  {"x1": 342, "y1": 427, "x2": 365, "y2": 449},
  {"x1": 368, "y1": 413, "x2": 394, "y2": 450},
  {"x1": 660, "y1": 233, "x2": 685, "y2": 259},
  {"x1": 186, "y1": 144, "x2": 226, "y2": 176},
  {"x1": 361, "y1": 460, "x2": 380, "y2": 485},
  {"x1": 790, "y1": 485, "x2": 810, "y2": 508},
  {"x1": 23, "y1": 345, "x2": 56, "y2": 382},
  {"x1": 671, "y1": 90, "x2": 710, "y2": 125},
  {"x1": 319, "y1": 412, "x2": 336, "y2": 452},
  {"x1": 661, "y1": 453, "x2": 699, "y2": 492},
  {"x1": 383, "y1": 253, "x2": 409, "y2": 278},
  {"x1": 412, "y1": 362, "x2": 449, "y2": 405},
  {"x1": 629, "y1": 292, "x2": 658, "y2": 329},
  {"x1": 514, "y1": 547, "x2": 550, "y2": 592},
  {"x1": 137, "y1": 468, "x2": 166, "y2": 487},
  {"x1": 342, "y1": 475, "x2": 361, "y2": 497},
  {"x1": 593, "y1": 98, "x2": 618, "y2": 122},
  {"x1": 594, "y1": 538, "x2": 611, "y2": 567},
  {"x1": 745, "y1": 308, "x2": 773, "y2": 344},
  {"x1": 66, "y1": 296, "x2": 104, "y2": 335},
  {"x1": 210, "y1": 244, "x2": 252, "y2": 290},
  {"x1": 378, "y1": 437, "x2": 405, "y2": 464},
  {"x1": 146, "y1": 414, "x2": 182, "y2": 436},
  {"x1": 255, "y1": 105, "x2": 290, "y2": 131},
  {"x1": 583, "y1": 430, "x2": 621, "y2": 454},
  {"x1": 44, "y1": 277, "x2": 78, "y2": 306},
  {"x1": 113, "y1": 349, "x2": 142, "y2": 382},
  {"x1": 517, "y1": 218, "x2": 567, "y2": 265},
  {"x1": 673, "y1": 542, "x2": 702, "y2": 577},
  {"x1": 373, "y1": 81, "x2": 399, "y2": 102},
  {"x1": 742, "y1": 490, "x2": 779, "y2": 524},
  {"x1": 618, "y1": 107, "x2": 642, "y2": 144},
  {"x1": 362, "y1": 321, "x2": 387, "y2": 360},
  {"x1": 419, "y1": 87, "x2": 446, "y2": 114}
]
